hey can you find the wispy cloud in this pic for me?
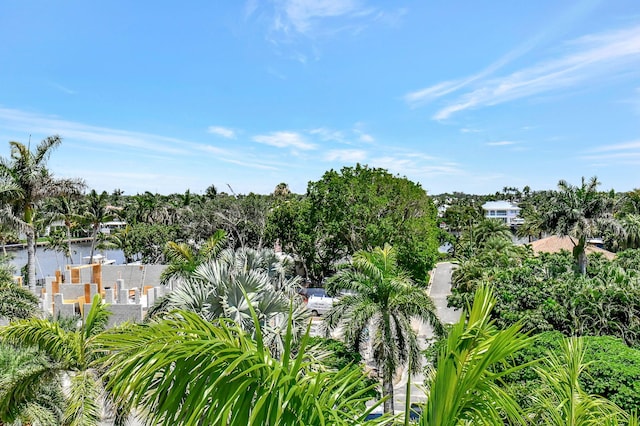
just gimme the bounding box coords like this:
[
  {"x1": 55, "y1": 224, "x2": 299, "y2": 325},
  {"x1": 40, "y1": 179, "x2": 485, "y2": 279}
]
[
  {"x1": 324, "y1": 149, "x2": 367, "y2": 162},
  {"x1": 424, "y1": 25, "x2": 640, "y2": 120},
  {"x1": 268, "y1": 0, "x2": 371, "y2": 34},
  {"x1": 0, "y1": 107, "x2": 190, "y2": 156},
  {"x1": 589, "y1": 140, "x2": 640, "y2": 152},
  {"x1": 207, "y1": 126, "x2": 236, "y2": 139},
  {"x1": 369, "y1": 154, "x2": 463, "y2": 178},
  {"x1": 581, "y1": 139, "x2": 640, "y2": 164},
  {"x1": 487, "y1": 141, "x2": 518, "y2": 146},
  {"x1": 0, "y1": 107, "x2": 285, "y2": 174},
  {"x1": 357, "y1": 131, "x2": 374, "y2": 143},
  {"x1": 50, "y1": 82, "x2": 76, "y2": 95},
  {"x1": 309, "y1": 127, "x2": 345, "y2": 141},
  {"x1": 253, "y1": 131, "x2": 316, "y2": 150}
]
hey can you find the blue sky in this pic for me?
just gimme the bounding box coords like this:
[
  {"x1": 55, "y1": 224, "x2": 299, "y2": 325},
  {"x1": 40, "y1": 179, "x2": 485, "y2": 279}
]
[{"x1": 1, "y1": 1, "x2": 639, "y2": 196}]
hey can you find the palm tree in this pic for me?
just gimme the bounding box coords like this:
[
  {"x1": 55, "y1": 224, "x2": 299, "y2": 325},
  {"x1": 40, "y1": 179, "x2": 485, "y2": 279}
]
[
  {"x1": 530, "y1": 337, "x2": 630, "y2": 425},
  {"x1": 151, "y1": 246, "x2": 306, "y2": 357},
  {"x1": 0, "y1": 136, "x2": 85, "y2": 291},
  {"x1": 323, "y1": 244, "x2": 443, "y2": 414},
  {"x1": 160, "y1": 229, "x2": 227, "y2": 284},
  {"x1": 472, "y1": 218, "x2": 512, "y2": 247},
  {"x1": 621, "y1": 213, "x2": 640, "y2": 249},
  {"x1": 420, "y1": 285, "x2": 534, "y2": 425},
  {"x1": 0, "y1": 296, "x2": 125, "y2": 426},
  {"x1": 44, "y1": 195, "x2": 81, "y2": 264},
  {"x1": 0, "y1": 344, "x2": 65, "y2": 425},
  {"x1": 80, "y1": 189, "x2": 115, "y2": 264},
  {"x1": 97, "y1": 308, "x2": 392, "y2": 426},
  {"x1": 543, "y1": 177, "x2": 622, "y2": 274}
]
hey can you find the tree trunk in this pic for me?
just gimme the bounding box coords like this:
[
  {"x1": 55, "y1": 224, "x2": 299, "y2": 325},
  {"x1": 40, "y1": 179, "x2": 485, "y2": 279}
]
[
  {"x1": 89, "y1": 225, "x2": 99, "y2": 264},
  {"x1": 573, "y1": 237, "x2": 588, "y2": 275},
  {"x1": 578, "y1": 250, "x2": 588, "y2": 275},
  {"x1": 404, "y1": 368, "x2": 411, "y2": 426},
  {"x1": 383, "y1": 375, "x2": 395, "y2": 414},
  {"x1": 66, "y1": 225, "x2": 74, "y2": 265},
  {"x1": 26, "y1": 227, "x2": 36, "y2": 293}
]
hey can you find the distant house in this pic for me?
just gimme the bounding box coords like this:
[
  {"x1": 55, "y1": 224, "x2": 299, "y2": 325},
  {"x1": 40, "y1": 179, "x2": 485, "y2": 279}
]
[
  {"x1": 481, "y1": 201, "x2": 522, "y2": 226},
  {"x1": 528, "y1": 235, "x2": 615, "y2": 260}
]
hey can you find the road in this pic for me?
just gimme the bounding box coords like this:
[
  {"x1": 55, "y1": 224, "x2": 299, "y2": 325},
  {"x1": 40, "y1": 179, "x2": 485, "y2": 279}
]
[{"x1": 392, "y1": 261, "x2": 460, "y2": 411}]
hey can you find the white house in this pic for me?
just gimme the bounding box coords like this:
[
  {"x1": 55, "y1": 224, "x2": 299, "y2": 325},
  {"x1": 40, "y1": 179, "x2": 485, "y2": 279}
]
[{"x1": 481, "y1": 201, "x2": 522, "y2": 225}]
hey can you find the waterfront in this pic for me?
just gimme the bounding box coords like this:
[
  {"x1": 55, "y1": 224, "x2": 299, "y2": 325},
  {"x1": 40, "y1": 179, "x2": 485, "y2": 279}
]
[{"x1": 5, "y1": 243, "x2": 125, "y2": 280}]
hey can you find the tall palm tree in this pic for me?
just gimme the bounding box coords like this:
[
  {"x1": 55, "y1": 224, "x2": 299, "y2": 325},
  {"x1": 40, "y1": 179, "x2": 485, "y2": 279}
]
[
  {"x1": 543, "y1": 177, "x2": 622, "y2": 274},
  {"x1": 80, "y1": 189, "x2": 115, "y2": 264},
  {"x1": 621, "y1": 213, "x2": 640, "y2": 249},
  {"x1": 43, "y1": 195, "x2": 81, "y2": 264},
  {"x1": 323, "y1": 244, "x2": 443, "y2": 414},
  {"x1": 0, "y1": 296, "x2": 124, "y2": 426},
  {"x1": 472, "y1": 218, "x2": 512, "y2": 248},
  {"x1": 420, "y1": 285, "x2": 534, "y2": 425},
  {"x1": 0, "y1": 136, "x2": 85, "y2": 291},
  {"x1": 97, "y1": 308, "x2": 392, "y2": 426}
]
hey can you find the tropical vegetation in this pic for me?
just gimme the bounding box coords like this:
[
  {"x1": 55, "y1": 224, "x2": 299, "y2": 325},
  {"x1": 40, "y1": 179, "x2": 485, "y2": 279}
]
[
  {"x1": 323, "y1": 244, "x2": 443, "y2": 413},
  {"x1": 2, "y1": 135, "x2": 640, "y2": 424}
]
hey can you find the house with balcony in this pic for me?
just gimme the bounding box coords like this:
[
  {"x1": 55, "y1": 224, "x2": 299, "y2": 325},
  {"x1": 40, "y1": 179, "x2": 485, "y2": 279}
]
[{"x1": 481, "y1": 201, "x2": 522, "y2": 226}]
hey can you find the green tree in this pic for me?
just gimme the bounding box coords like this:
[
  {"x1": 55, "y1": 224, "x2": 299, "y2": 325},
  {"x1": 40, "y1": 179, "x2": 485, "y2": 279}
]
[
  {"x1": 80, "y1": 190, "x2": 116, "y2": 264},
  {"x1": 151, "y1": 247, "x2": 305, "y2": 357},
  {"x1": 420, "y1": 285, "x2": 533, "y2": 426},
  {"x1": 0, "y1": 136, "x2": 85, "y2": 291},
  {"x1": 0, "y1": 296, "x2": 124, "y2": 426},
  {"x1": 97, "y1": 310, "x2": 392, "y2": 426},
  {"x1": 122, "y1": 223, "x2": 181, "y2": 264},
  {"x1": 160, "y1": 229, "x2": 227, "y2": 284},
  {"x1": 531, "y1": 337, "x2": 629, "y2": 425},
  {"x1": 324, "y1": 244, "x2": 443, "y2": 413},
  {"x1": 0, "y1": 344, "x2": 65, "y2": 425},
  {"x1": 542, "y1": 177, "x2": 622, "y2": 274},
  {"x1": 502, "y1": 331, "x2": 640, "y2": 414},
  {"x1": 43, "y1": 195, "x2": 81, "y2": 264},
  {"x1": 269, "y1": 164, "x2": 439, "y2": 283}
]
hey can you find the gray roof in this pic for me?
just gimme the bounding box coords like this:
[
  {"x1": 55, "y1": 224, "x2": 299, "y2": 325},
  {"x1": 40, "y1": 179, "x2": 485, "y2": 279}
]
[{"x1": 482, "y1": 201, "x2": 520, "y2": 210}]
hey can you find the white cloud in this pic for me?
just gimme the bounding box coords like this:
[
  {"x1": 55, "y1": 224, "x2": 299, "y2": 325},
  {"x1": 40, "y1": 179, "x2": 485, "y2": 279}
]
[
  {"x1": 0, "y1": 107, "x2": 190, "y2": 156},
  {"x1": 324, "y1": 149, "x2": 367, "y2": 162},
  {"x1": 369, "y1": 155, "x2": 463, "y2": 178},
  {"x1": 309, "y1": 127, "x2": 345, "y2": 141},
  {"x1": 487, "y1": 141, "x2": 518, "y2": 146},
  {"x1": 253, "y1": 131, "x2": 316, "y2": 150},
  {"x1": 0, "y1": 107, "x2": 286, "y2": 175},
  {"x1": 207, "y1": 126, "x2": 236, "y2": 139},
  {"x1": 428, "y1": 25, "x2": 640, "y2": 120},
  {"x1": 581, "y1": 139, "x2": 640, "y2": 163},
  {"x1": 272, "y1": 0, "x2": 368, "y2": 34},
  {"x1": 589, "y1": 140, "x2": 640, "y2": 152},
  {"x1": 358, "y1": 132, "x2": 374, "y2": 143}
]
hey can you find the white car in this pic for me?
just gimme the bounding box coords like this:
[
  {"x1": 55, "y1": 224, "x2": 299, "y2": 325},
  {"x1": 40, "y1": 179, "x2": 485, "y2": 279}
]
[{"x1": 306, "y1": 295, "x2": 335, "y2": 316}]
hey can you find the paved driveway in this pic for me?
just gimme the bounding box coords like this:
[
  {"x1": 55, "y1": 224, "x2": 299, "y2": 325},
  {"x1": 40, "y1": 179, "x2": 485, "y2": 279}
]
[
  {"x1": 429, "y1": 261, "x2": 461, "y2": 325},
  {"x1": 392, "y1": 261, "x2": 460, "y2": 410}
]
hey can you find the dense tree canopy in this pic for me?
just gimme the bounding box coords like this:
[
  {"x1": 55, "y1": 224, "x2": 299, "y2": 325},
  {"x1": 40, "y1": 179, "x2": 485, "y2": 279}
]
[{"x1": 268, "y1": 164, "x2": 440, "y2": 283}]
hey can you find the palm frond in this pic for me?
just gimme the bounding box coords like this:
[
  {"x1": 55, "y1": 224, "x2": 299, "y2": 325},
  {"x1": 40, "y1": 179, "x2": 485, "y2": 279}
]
[
  {"x1": 63, "y1": 370, "x2": 102, "y2": 426},
  {"x1": 420, "y1": 285, "x2": 533, "y2": 426},
  {"x1": 0, "y1": 319, "x2": 80, "y2": 369},
  {"x1": 98, "y1": 310, "x2": 392, "y2": 425}
]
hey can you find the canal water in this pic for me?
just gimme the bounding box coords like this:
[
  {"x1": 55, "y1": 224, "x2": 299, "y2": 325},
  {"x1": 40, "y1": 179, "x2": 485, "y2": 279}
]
[{"x1": 5, "y1": 243, "x2": 125, "y2": 280}]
